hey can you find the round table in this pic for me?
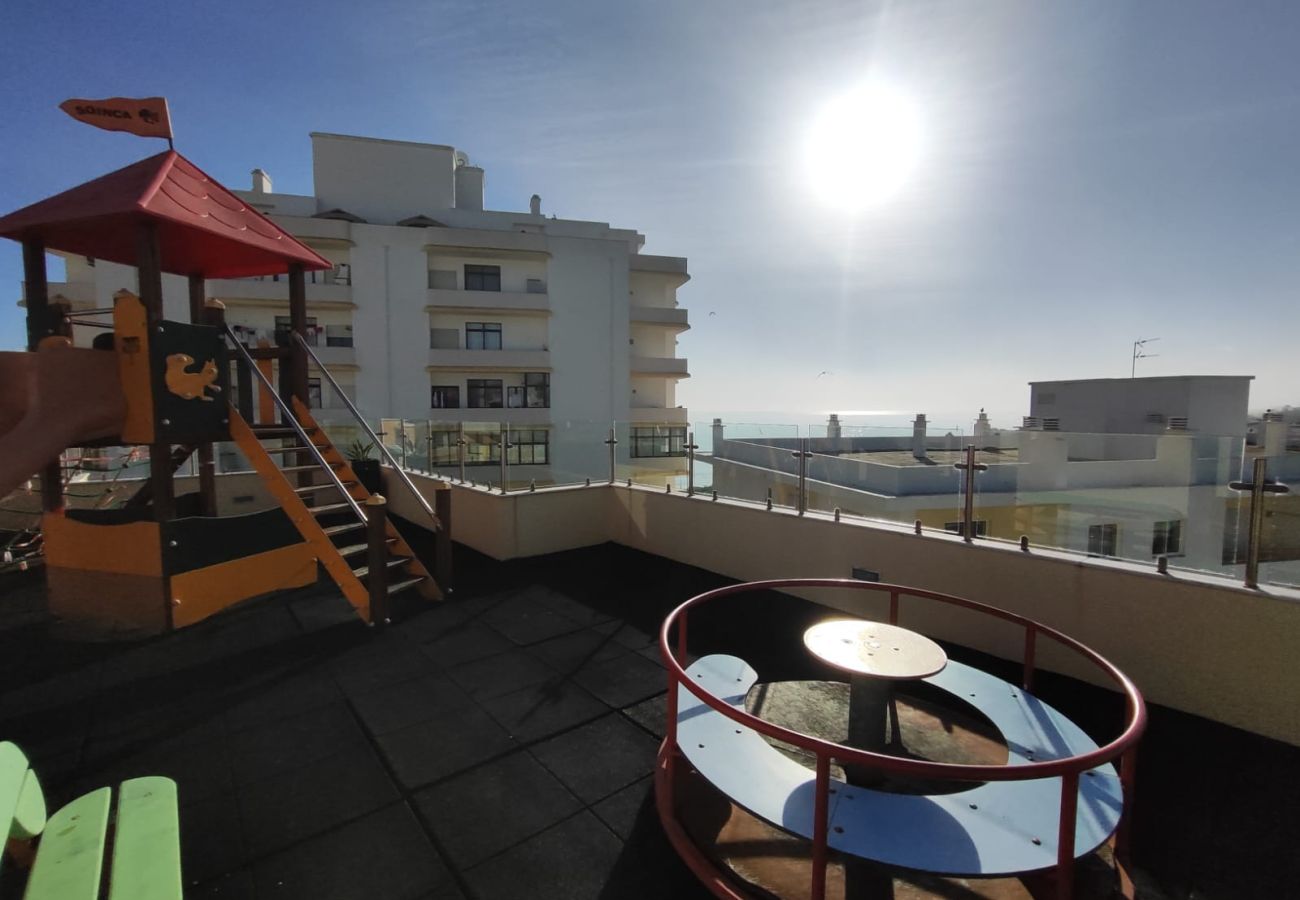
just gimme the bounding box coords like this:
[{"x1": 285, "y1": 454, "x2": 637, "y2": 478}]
[{"x1": 803, "y1": 619, "x2": 947, "y2": 782}]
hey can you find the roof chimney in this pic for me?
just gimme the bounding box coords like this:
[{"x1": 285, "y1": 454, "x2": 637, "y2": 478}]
[
  {"x1": 912, "y1": 414, "x2": 928, "y2": 460},
  {"x1": 530, "y1": 194, "x2": 541, "y2": 216},
  {"x1": 251, "y1": 168, "x2": 272, "y2": 194},
  {"x1": 827, "y1": 414, "x2": 842, "y2": 440}
]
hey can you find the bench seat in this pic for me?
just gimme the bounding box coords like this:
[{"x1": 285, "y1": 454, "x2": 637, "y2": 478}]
[
  {"x1": 2, "y1": 741, "x2": 182, "y2": 899},
  {"x1": 676, "y1": 655, "x2": 1123, "y2": 876}
]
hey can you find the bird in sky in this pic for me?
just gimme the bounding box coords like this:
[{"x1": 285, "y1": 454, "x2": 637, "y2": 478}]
[
  {"x1": 708, "y1": 311, "x2": 717, "y2": 317},
  {"x1": 817, "y1": 371, "x2": 833, "y2": 378}
]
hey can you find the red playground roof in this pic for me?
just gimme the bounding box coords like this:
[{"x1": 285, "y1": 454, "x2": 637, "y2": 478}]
[{"x1": 0, "y1": 151, "x2": 330, "y2": 279}]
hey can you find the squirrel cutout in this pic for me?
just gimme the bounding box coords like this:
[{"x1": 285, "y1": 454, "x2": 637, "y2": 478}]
[{"x1": 164, "y1": 353, "x2": 221, "y2": 401}]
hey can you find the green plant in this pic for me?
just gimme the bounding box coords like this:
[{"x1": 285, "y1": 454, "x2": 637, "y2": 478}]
[{"x1": 344, "y1": 439, "x2": 375, "y2": 461}]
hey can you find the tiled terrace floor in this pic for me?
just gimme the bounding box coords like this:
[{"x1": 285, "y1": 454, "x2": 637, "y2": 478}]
[{"x1": 1, "y1": 540, "x2": 1298, "y2": 899}]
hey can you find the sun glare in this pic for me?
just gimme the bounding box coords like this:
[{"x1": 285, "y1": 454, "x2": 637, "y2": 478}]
[{"x1": 804, "y1": 83, "x2": 923, "y2": 211}]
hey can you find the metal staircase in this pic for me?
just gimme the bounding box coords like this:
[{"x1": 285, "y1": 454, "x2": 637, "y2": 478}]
[{"x1": 224, "y1": 331, "x2": 444, "y2": 625}]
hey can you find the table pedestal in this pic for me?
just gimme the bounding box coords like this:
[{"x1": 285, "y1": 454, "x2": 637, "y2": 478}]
[{"x1": 846, "y1": 674, "x2": 893, "y2": 786}]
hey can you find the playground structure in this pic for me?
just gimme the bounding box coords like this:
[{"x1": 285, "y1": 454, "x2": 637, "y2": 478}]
[
  {"x1": 0, "y1": 149, "x2": 450, "y2": 636},
  {"x1": 657, "y1": 579, "x2": 1146, "y2": 900}
]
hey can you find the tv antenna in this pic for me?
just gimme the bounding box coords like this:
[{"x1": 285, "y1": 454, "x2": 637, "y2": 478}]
[{"x1": 1131, "y1": 337, "x2": 1160, "y2": 378}]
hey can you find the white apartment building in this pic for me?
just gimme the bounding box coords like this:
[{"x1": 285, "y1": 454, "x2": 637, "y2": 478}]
[{"x1": 45, "y1": 133, "x2": 692, "y2": 485}]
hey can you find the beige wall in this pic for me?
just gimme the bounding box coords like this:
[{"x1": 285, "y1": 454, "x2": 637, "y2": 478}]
[{"x1": 393, "y1": 473, "x2": 1300, "y2": 746}]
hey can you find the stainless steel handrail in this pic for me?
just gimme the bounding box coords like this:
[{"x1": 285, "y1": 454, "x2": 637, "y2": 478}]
[
  {"x1": 225, "y1": 327, "x2": 368, "y2": 525},
  {"x1": 292, "y1": 332, "x2": 443, "y2": 531}
]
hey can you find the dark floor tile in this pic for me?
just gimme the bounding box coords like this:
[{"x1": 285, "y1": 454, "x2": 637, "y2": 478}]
[
  {"x1": 481, "y1": 680, "x2": 608, "y2": 743},
  {"x1": 572, "y1": 653, "x2": 667, "y2": 709},
  {"x1": 349, "y1": 673, "x2": 474, "y2": 737},
  {"x1": 376, "y1": 707, "x2": 515, "y2": 788},
  {"x1": 187, "y1": 869, "x2": 255, "y2": 899},
  {"x1": 594, "y1": 619, "x2": 656, "y2": 651},
  {"x1": 289, "y1": 592, "x2": 364, "y2": 633},
  {"x1": 0, "y1": 662, "x2": 102, "y2": 719},
  {"x1": 330, "y1": 637, "x2": 436, "y2": 698},
  {"x1": 480, "y1": 595, "x2": 584, "y2": 646},
  {"x1": 591, "y1": 776, "x2": 653, "y2": 840},
  {"x1": 530, "y1": 714, "x2": 658, "y2": 804},
  {"x1": 252, "y1": 803, "x2": 453, "y2": 900},
  {"x1": 527, "y1": 629, "x2": 626, "y2": 673},
  {"x1": 398, "y1": 601, "x2": 472, "y2": 643},
  {"x1": 228, "y1": 702, "x2": 366, "y2": 786},
  {"x1": 420, "y1": 621, "x2": 515, "y2": 668},
  {"x1": 0, "y1": 702, "x2": 93, "y2": 760},
  {"x1": 620, "y1": 694, "x2": 668, "y2": 740},
  {"x1": 223, "y1": 666, "x2": 343, "y2": 734},
  {"x1": 529, "y1": 587, "x2": 616, "y2": 627},
  {"x1": 462, "y1": 812, "x2": 623, "y2": 900},
  {"x1": 636, "y1": 644, "x2": 665, "y2": 668},
  {"x1": 413, "y1": 751, "x2": 581, "y2": 867},
  {"x1": 80, "y1": 722, "x2": 232, "y2": 807},
  {"x1": 446, "y1": 649, "x2": 556, "y2": 701},
  {"x1": 181, "y1": 794, "x2": 246, "y2": 884},
  {"x1": 238, "y1": 745, "x2": 398, "y2": 856}
]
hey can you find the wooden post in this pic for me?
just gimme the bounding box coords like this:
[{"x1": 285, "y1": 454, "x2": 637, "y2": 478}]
[
  {"x1": 366, "y1": 495, "x2": 389, "y2": 625},
  {"x1": 137, "y1": 224, "x2": 174, "y2": 521},
  {"x1": 288, "y1": 263, "x2": 309, "y2": 408},
  {"x1": 190, "y1": 276, "x2": 218, "y2": 517},
  {"x1": 435, "y1": 486, "x2": 453, "y2": 591},
  {"x1": 22, "y1": 238, "x2": 64, "y2": 513}
]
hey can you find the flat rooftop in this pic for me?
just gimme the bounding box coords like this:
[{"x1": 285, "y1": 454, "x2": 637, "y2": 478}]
[{"x1": 1, "y1": 541, "x2": 1297, "y2": 899}]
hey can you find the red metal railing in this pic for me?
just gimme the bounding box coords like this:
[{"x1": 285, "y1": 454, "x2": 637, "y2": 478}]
[{"x1": 656, "y1": 578, "x2": 1148, "y2": 900}]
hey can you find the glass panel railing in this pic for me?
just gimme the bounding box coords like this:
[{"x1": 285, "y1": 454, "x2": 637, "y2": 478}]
[
  {"x1": 802, "y1": 437, "x2": 963, "y2": 531},
  {"x1": 1244, "y1": 450, "x2": 1300, "y2": 589},
  {"x1": 964, "y1": 430, "x2": 1249, "y2": 578},
  {"x1": 614, "y1": 421, "x2": 690, "y2": 489},
  {"x1": 549, "y1": 421, "x2": 615, "y2": 488},
  {"x1": 701, "y1": 421, "x2": 801, "y2": 508}
]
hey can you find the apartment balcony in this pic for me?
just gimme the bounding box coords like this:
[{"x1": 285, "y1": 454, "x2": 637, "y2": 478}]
[
  {"x1": 630, "y1": 305, "x2": 689, "y2": 329},
  {"x1": 29, "y1": 280, "x2": 97, "y2": 309},
  {"x1": 427, "y1": 288, "x2": 550, "y2": 315},
  {"x1": 207, "y1": 276, "x2": 353, "y2": 306},
  {"x1": 630, "y1": 355, "x2": 689, "y2": 377},
  {"x1": 630, "y1": 253, "x2": 690, "y2": 283},
  {"x1": 308, "y1": 344, "x2": 357, "y2": 368},
  {"x1": 629, "y1": 405, "x2": 689, "y2": 425},
  {"x1": 427, "y1": 348, "x2": 551, "y2": 371},
  {"x1": 424, "y1": 407, "x2": 552, "y2": 427},
  {"x1": 423, "y1": 227, "x2": 549, "y2": 259}
]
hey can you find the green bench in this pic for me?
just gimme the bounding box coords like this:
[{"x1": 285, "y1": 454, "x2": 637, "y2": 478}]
[{"x1": 2, "y1": 741, "x2": 182, "y2": 899}]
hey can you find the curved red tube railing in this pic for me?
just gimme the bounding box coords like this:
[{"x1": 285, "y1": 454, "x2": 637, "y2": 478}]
[{"x1": 655, "y1": 578, "x2": 1147, "y2": 900}]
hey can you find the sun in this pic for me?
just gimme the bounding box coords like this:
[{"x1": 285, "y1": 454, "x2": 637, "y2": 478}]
[{"x1": 804, "y1": 83, "x2": 923, "y2": 211}]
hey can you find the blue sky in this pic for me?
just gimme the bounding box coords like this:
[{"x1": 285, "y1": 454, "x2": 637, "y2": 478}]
[{"x1": 3, "y1": 1, "x2": 1298, "y2": 428}]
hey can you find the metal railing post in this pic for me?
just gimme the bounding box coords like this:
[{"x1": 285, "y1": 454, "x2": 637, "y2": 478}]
[
  {"x1": 1055, "y1": 772, "x2": 1080, "y2": 900},
  {"x1": 398, "y1": 420, "x2": 407, "y2": 470},
  {"x1": 499, "y1": 424, "x2": 512, "y2": 494},
  {"x1": 366, "y1": 494, "x2": 389, "y2": 626},
  {"x1": 793, "y1": 438, "x2": 811, "y2": 515},
  {"x1": 953, "y1": 445, "x2": 988, "y2": 542},
  {"x1": 811, "y1": 753, "x2": 830, "y2": 900},
  {"x1": 1229, "y1": 456, "x2": 1290, "y2": 588},
  {"x1": 605, "y1": 427, "x2": 618, "y2": 484},
  {"x1": 457, "y1": 423, "x2": 467, "y2": 483},
  {"x1": 685, "y1": 431, "x2": 698, "y2": 496}
]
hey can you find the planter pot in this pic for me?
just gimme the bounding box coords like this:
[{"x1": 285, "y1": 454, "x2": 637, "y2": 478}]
[{"x1": 351, "y1": 459, "x2": 382, "y2": 494}]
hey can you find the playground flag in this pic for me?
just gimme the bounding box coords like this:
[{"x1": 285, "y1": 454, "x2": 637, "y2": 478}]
[{"x1": 58, "y1": 97, "x2": 173, "y2": 140}]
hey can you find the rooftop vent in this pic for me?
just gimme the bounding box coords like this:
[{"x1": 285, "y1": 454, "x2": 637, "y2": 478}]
[
  {"x1": 396, "y1": 214, "x2": 446, "y2": 228},
  {"x1": 1041, "y1": 418, "x2": 1061, "y2": 432},
  {"x1": 313, "y1": 208, "x2": 367, "y2": 223},
  {"x1": 1145, "y1": 412, "x2": 1167, "y2": 424},
  {"x1": 1263, "y1": 410, "x2": 1285, "y2": 423},
  {"x1": 1021, "y1": 416, "x2": 1042, "y2": 430},
  {"x1": 1166, "y1": 417, "x2": 1189, "y2": 432}
]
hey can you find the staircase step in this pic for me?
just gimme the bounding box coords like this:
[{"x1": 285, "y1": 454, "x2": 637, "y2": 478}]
[
  {"x1": 293, "y1": 481, "x2": 357, "y2": 495},
  {"x1": 322, "y1": 522, "x2": 365, "y2": 537},
  {"x1": 280, "y1": 463, "x2": 344, "y2": 474},
  {"x1": 251, "y1": 426, "x2": 298, "y2": 438},
  {"x1": 307, "y1": 502, "x2": 353, "y2": 516},
  {"x1": 387, "y1": 577, "x2": 426, "y2": 597},
  {"x1": 263, "y1": 444, "x2": 325, "y2": 454},
  {"x1": 336, "y1": 539, "x2": 398, "y2": 558},
  {"x1": 351, "y1": 557, "x2": 412, "y2": 579}
]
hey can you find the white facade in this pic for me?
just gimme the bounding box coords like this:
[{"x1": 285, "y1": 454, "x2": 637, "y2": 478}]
[
  {"x1": 43, "y1": 133, "x2": 693, "y2": 485},
  {"x1": 1027, "y1": 375, "x2": 1254, "y2": 437}
]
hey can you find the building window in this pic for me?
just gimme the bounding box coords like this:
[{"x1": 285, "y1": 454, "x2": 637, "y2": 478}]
[
  {"x1": 944, "y1": 520, "x2": 988, "y2": 538},
  {"x1": 525, "y1": 372, "x2": 549, "y2": 408},
  {"x1": 630, "y1": 426, "x2": 687, "y2": 458},
  {"x1": 430, "y1": 328, "x2": 460, "y2": 349},
  {"x1": 465, "y1": 322, "x2": 502, "y2": 350},
  {"x1": 431, "y1": 385, "x2": 460, "y2": 409},
  {"x1": 464, "y1": 264, "x2": 501, "y2": 292},
  {"x1": 274, "y1": 315, "x2": 317, "y2": 346},
  {"x1": 508, "y1": 429, "x2": 549, "y2": 465},
  {"x1": 1088, "y1": 524, "x2": 1119, "y2": 558},
  {"x1": 325, "y1": 324, "x2": 353, "y2": 347},
  {"x1": 467, "y1": 379, "x2": 503, "y2": 409},
  {"x1": 1152, "y1": 520, "x2": 1183, "y2": 556},
  {"x1": 307, "y1": 378, "x2": 322, "y2": 409},
  {"x1": 506, "y1": 386, "x2": 524, "y2": 408},
  {"x1": 429, "y1": 269, "x2": 458, "y2": 290}
]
